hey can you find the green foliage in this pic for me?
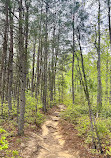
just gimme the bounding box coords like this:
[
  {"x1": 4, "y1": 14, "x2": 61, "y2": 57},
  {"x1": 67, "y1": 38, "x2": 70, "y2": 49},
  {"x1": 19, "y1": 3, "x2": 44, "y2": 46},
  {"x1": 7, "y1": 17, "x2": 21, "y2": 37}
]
[
  {"x1": 36, "y1": 111, "x2": 44, "y2": 125},
  {"x1": 76, "y1": 116, "x2": 90, "y2": 136},
  {"x1": 25, "y1": 91, "x2": 42, "y2": 111},
  {"x1": 0, "y1": 127, "x2": 8, "y2": 151},
  {"x1": 105, "y1": 147, "x2": 111, "y2": 156},
  {"x1": 0, "y1": 128, "x2": 21, "y2": 157},
  {"x1": 62, "y1": 94, "x2": 111, "y2": 154},
  {"x1": 0, "y1": 128, "x2": 6, "y2": 134},
  {"x1": 100, "y1": 105, "x2": 111, "y2": 118},
  {"x1": 0, "y1": 91, "x2": 45, "y2": 157},
  {"x1": 96, "y1": 119, "x2": 111, "y2": 141},
  {"x1": 25, "y1": 91, "x2": 44, "y2": 125},
  {"x1": 6, "y1": 149, "x2": 21, "y2": 158},
  {"x1": 12, "y1": 150, "x2": 19, "y2": 157},
  {"x1": 62, "y1": 97, "x2": 89, "y2": 124}
]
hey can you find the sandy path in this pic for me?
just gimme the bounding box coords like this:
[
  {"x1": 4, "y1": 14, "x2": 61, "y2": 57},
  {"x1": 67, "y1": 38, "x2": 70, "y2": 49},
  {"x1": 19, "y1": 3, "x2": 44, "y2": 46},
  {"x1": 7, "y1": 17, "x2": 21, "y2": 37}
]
[{"x1": 21, "y1": 105, "x2": 80, "y2": 158}]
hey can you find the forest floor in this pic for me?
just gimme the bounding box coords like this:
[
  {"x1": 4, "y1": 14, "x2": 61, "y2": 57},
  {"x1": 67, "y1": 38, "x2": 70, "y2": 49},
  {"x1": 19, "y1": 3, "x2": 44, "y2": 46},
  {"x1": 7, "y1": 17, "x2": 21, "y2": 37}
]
[
  {"x1": 1, "y1": 104, "x2": 105, "y2": 158},
  {"x1": 19, "y1": 105, "x2": 103, "y2": 158}
]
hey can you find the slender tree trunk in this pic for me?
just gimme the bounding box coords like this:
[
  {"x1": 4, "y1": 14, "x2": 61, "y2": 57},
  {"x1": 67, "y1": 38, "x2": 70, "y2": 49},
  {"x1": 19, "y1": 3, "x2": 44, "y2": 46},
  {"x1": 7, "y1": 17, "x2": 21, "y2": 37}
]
[
  {"x1": 35, "y1": 40, "x2": 40, "y2": 99},
  {"x1": 39, "y1": 2, "x2": 43, "y2": 104},
  {"x1": 54, "y1": 23, "x2": 60, "y2": 102},
  {"x1": 8, "y1": 3, "x2": 14, "y2": 111},
  {"x1": 1, "y1": 0, "x2": 8, "y2": 115},
  {"x1": 31, "y1": 41, "x2": 36, "y2": 95},
  {"x1": 77, "y1": 28, "x2": 103, "y2": 153},
  {"x1": 25, "y1": 0, "x2": 30, "y2": 89},
  {"x1": 62, "y1": 73, "x2": 64, "y2": 103},
  {"x1": 35, "y1": 8, "x2": 42, "y2": 99},
  {"x1": 108, "y1": 0, "x2": 111, "y2": 105},
  {"x1": 105, "y1": 56, "x2": 108, "y2": 104},
  {"x1": 50, "y1": 22, "x2": 56, "y2": 105},
  {"x1": 18, "y1": 0, "x2": 26, "y2": 136},
  {"x1": 72, "y1": 14, "x2": 75, "y2": 104},
  {"x1": 43, "y1": 2, "x2": 48, "y2": 112},
  {"x1": 17, "y1": 85, "x2": 20, "y2": 123},
  {"x1": 97, "y1": 0, "x2": 102, "y2": 115}
]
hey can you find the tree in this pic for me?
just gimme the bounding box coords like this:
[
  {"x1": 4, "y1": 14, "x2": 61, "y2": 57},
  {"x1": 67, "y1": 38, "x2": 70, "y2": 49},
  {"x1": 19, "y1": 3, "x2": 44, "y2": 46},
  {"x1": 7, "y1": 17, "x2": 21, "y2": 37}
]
[
  {"x1": 18, "y1": 0, "x2": 26, "y2": 135},
  {"x1": 97, "y1": 0, "x2": 102, "y2": 115},
  {"x1": 1, "y1": 0, "x2": 9, "y2": 115},
  {"x1": 8, "y1": 0, "x2": 14, "y2": 112},
  {"x1": 107, "y1": 0, "x2": 111, "y2": 105}
]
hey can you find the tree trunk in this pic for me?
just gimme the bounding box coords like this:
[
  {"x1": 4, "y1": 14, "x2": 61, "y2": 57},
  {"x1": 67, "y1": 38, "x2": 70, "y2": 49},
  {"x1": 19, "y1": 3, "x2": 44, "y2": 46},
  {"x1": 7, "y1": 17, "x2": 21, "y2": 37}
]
[
  {"x1": 77, "y1": 28, "x2": 103, "y2": 153},
  {"x1": 54, "y1": 22, "x2": 60, "y2": 102},
  {"x1": 50, "y1": 22, "x2": 56, "y2": 105},
  {"x1": 105, "y1": 56, "x2": 108, "y2": 104},
  {"x1": 25, "y1": 0, "x2": 30, "y2": 90},
  {"x1": 108, "y1": 0, "x2": 111, "y2": 105},
  {"x1": 1, "y1": 0, "x2": 8, "y2": 115},
  {"x1": 43, "y1": 2, "x2": 48, "y2": 112},
  {"x1": 72, "y1": 14, "x2": 75, "y2": 105},
  {"x1": 18, "y1": 0, "x2": 26, "y2": 136},
  {"x1": 97, "y1": 0, "x2": 102, "y2": 115},
  {"x1": 31, "y1": 41, "x2": 36, "y2": 95},
  {"x1": 8, "y1": 3, "x2": 14, "y2": 111},
  {"x1": 39, "y1": 2, "x2": 43, "y2": 104},
  {"x1": 35, "y1": 40, "x2": 40, "y2": 99}
]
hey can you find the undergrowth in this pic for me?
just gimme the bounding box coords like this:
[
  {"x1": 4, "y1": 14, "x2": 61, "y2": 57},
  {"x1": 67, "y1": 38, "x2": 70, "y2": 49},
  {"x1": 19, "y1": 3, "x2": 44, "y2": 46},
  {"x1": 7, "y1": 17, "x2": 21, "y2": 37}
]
[
  {"x1": 62, "y1": 94, "x2": 111, "y2": 156},
  {"x1": 0, "y1": 90, "x2": 45, "y2": 157}
]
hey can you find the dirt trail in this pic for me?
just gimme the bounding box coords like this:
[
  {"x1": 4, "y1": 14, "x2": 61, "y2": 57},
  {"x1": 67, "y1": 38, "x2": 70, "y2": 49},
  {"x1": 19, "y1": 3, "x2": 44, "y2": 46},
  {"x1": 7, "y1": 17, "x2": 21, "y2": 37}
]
[{"x1": 21, "y1": 105, "x2": 80, "y2": 158}]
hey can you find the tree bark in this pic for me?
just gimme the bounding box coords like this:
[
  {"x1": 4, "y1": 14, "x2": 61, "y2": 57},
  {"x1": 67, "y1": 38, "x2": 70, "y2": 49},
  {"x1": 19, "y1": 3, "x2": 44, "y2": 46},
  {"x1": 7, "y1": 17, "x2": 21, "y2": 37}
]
[
  {"x1": 97, "y1": 0, "x2": 102, "y2": 114},
  {"x1": 18, "y1": 0, "x2": 26, "y2": 136},
  {"x1": 35, "y1": 40, "x2": 40, "y2": 99},
  {"x1": 77, "y1": 28, "x2": 103, "y2": 153},
  {"x1": 108, "y1": 0, "x2": 111, "y2": 105},
  {"x1": 50, "y1": 21, "x2": 56, "y2": 105},
  {"x1": 31, "y1": 41, "x2": 36, "y2": 95},
  {"x1": 25, "y1": 0, "x2": 30, "y2": 89},
  {"x1": 72, "y1": 14, "x2": 75, "y2": 105},
  {"x1": 1, "y1": 0, "x2": 9, "y2": 115},
  {"x1": 105, "y1": 56, "x2": 108, "y2": 104},
  {"x1": 43, "y1": 2, "x2": 48, "y2": 112},
  {"x1": 8, "y1": 2, "x2": 14, "y2": 111}
]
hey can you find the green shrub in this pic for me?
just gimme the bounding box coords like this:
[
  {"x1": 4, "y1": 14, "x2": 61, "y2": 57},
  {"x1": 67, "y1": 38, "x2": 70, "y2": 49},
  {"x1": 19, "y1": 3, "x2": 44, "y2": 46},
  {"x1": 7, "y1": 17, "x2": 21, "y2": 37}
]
[
  {"x1": 96, "y1": 118, "x2": 111, "y2": 144},
  {"x1": 0, "y1": 127, "x2": 8, "y2": 150},
  {"x1": 76, "y1": 116, "x2": 90, "y2": 136},
  {"x1": 62, "y1": 98, "x2": 111, "y2": 154},
  {"x1": 25, "y1": 91, "x2": 44, "y2": 125},
  {"x1": 12, "y1": 150, "x2": 19, "y2": 156},
  {"x1": 101, "y1": 105, "x2": 111, "y2": 118},
  {"x1": 61, "y1": 103, "x2": 89, "y2": 123}
]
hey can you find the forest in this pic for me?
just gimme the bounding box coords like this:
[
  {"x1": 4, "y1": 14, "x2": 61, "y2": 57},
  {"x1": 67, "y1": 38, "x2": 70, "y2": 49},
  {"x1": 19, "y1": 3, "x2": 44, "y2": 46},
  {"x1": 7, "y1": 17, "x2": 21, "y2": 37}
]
[{"x1": 0, "y1": 0, "x2": 111, "y2": 157}]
